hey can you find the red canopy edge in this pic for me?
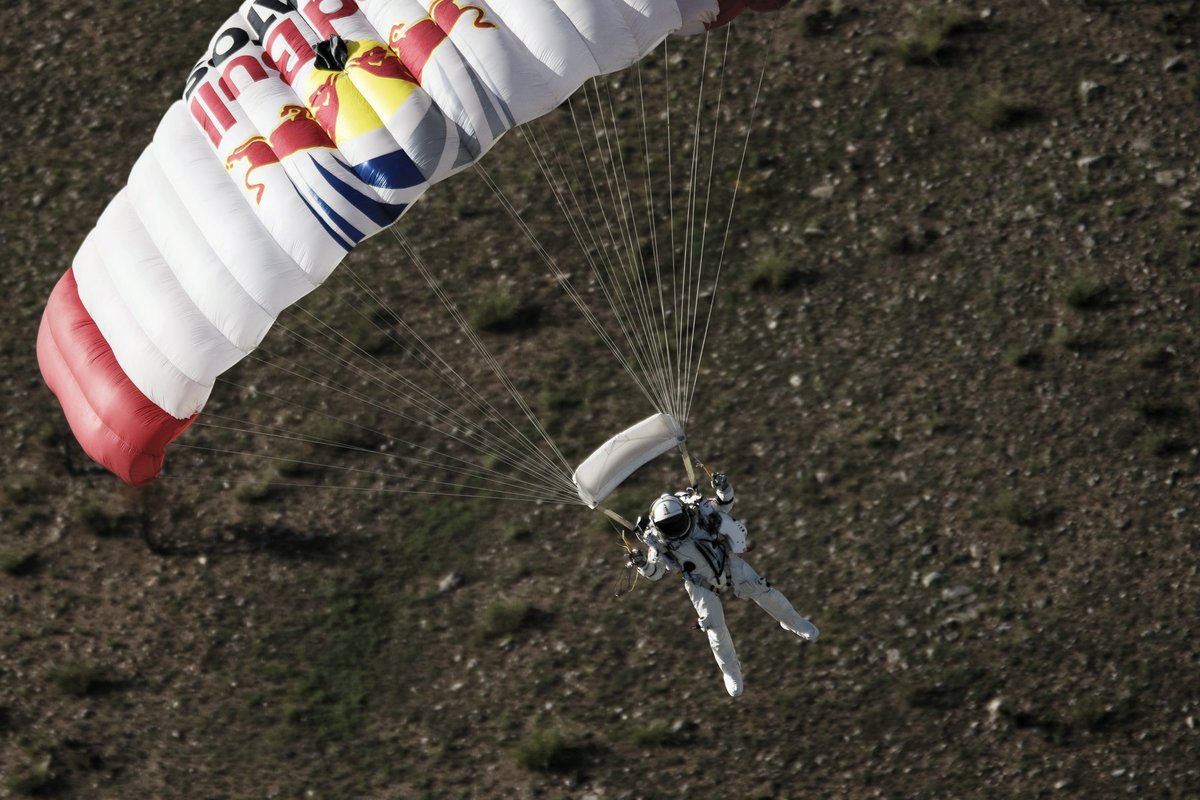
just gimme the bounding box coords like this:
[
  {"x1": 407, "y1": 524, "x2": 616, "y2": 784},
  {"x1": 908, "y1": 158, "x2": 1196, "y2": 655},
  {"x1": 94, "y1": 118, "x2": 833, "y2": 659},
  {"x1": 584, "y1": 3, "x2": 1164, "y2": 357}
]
[{"x1": 37, "y1": 268, "x2": 196, "y2": 486}]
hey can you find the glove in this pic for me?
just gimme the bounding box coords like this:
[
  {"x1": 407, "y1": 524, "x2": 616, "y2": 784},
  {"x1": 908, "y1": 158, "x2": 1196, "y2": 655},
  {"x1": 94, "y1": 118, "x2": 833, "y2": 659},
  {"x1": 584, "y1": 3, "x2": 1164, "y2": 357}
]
[
  {"x1": 711, "y1": 472, "x2": 730, "y2": 493},
  {"x1": 628, "y1": 548, "x2": 647, "y2": 568}
]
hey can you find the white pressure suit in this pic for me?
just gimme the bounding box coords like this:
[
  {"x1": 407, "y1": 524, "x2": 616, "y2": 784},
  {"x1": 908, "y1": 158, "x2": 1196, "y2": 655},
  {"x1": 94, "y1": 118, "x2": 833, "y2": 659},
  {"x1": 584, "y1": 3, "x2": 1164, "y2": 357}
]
[{"x1": 635, "y1": 480, "x2": 818, "y2": 697}]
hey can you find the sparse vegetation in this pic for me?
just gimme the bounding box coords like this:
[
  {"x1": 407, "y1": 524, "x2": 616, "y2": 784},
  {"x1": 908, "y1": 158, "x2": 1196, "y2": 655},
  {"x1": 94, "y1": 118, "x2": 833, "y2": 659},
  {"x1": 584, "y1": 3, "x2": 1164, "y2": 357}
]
[
  {"x1": 1136, "y1": 344, "x2": 1174, "y2": 370},
  {"x1": 74, "y1": 502, "x2": 126, "y2": 537},
  {"x1": 894, "y1": 6, "x2": 974, "y2": 65},
  {"x1": 45, "y1": 663, "x2": 108, "y2": 697},
  {"x1": 513, "y1": 724, "x2": 574, "y2": 772},
  {"x1": 747, "y1": 254, "x2": 818, "y2": 292},
  {"x1": 970, "y1": 91, "x2": 1038, "y2": 131},
  {"x1": 1063, "y1": 274, "x2": 1112, "y2": 310},
  {"x1": 1003, "y1": 345, "x2": 1042, "y2": 369},
  {"x1": 467, "y1": 288, "x2": 541, "y2": 333},
  {"x1": 801, "y1": 0, "x2": 852, "y2": 38},
  {"x1": 1144, "y1": 431, "x2": 1188, "y2": 457},
  {"x1": 5, "y1": 3, "x2": 1200, "y2": 799},
  {"x1": 995, "y1": 493, "x2": 1041, "y2": 528},
  {"x1": 905, "y1": 667, "x2": 995, "y2": 711},
  {"x1": 626, "y1": 719, "x2": 675, "y2": 747},
  {"x1": 233, "y1": 479, "x2": 280, "y2": 505},
  {"x1": 478, "y1": 599, "x2": 539, "y2": 639},
  {"x1": 1050, "y1": 325, "x2": 1092, "y2": 353},
  {"x1": 6, "y1": 756, "x2": 53, "y2": 796},
  {"x1": 0, "y1": 549, "x2": 38, "y2": 576}
]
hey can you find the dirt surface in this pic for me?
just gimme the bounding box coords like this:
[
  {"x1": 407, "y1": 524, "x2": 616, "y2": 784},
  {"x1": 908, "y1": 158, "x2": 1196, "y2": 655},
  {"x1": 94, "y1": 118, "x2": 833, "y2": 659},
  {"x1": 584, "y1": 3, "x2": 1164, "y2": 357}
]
[{"x1": 3, "y1": 2, "x2": 1200, "y2": 798}]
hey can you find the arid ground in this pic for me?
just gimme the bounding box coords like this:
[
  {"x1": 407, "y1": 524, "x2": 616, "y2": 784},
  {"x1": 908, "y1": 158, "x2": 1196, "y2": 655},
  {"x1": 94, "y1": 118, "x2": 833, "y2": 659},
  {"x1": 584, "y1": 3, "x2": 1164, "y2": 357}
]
[{"x1": 2, "y1": 2, "x2": 1199, "y2": 798}]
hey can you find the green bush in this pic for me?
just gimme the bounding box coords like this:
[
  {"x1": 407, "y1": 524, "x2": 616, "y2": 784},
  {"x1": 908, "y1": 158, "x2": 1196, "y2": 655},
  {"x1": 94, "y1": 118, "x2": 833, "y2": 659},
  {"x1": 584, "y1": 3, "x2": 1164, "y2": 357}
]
[
  {"x1": 0, "y1": 550, "x2": 37, "y2": 577},
  {"x1": 513, "y1": 725, "x2": 574, "y2": 772},
  {"x1": 478, "y1": 599, "x2": 538, "y2": 639},
  {"x1": 894, "y1": 7, "x2": 974, "y2": 66},
  {"x1": 626, "y1": 719, "x2": 674, "y2": 747},
  {"x1": 468, "y1": 289, "x2": 542, "y2": 334},
  {"x1": 1050, "y1": 325, "x2": 1092, "y2": 353},
  {"x1": 1003, "y1": 345, "x2": 1042, "y2": 369},
  {"x1": 75, "y1": 503, "x2": 125, "y2": 537},
  {"x1": 1063, "y1": 274, "x2": 1111, "y2": 310},
  {"x1": 1144, "y1": 431, "x2": 1187, "y2": 457},
  {"x1": 748, "y1": 254, "x2": 818, "y2": 292},
  {"x1": 234, "y1": 480, "x2": 281, "y2": 505},
  {"x1": 45, "y1": 663, "x2": 107, "y2": 697},
  {"x1": 994, "y1": 493, "x2": 1039, "y2": 528},
  {"x1": 6, "y1": 758, "x2": 53, "y2": 796},
  {"x1": 970, "y1": 91, "x2": 1037, "y2": 131}
]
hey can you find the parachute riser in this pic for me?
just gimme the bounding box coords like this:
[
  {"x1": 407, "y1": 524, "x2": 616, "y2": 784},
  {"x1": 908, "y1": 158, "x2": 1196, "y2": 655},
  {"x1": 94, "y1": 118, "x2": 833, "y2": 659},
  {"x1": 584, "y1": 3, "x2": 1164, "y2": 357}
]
[
  {"x1": 679, "y1": 442, "x2": 698, "y2": 487},
  {"x1": 600, "y1": 505, "x2": 637, "y2": 532},
  {"x1": 679, "y1": 442, "x2": 716, "y2": 490}
]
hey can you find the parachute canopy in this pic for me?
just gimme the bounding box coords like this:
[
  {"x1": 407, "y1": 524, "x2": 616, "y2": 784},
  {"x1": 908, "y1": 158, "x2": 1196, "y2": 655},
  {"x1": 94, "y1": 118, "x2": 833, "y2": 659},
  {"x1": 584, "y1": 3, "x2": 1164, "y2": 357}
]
[
  {"x1": 572, "y1": 412, "x2": 686, "y2": 508},
  {"x1": 37, "y1": 0, "x2": 788, "y2": 486}
]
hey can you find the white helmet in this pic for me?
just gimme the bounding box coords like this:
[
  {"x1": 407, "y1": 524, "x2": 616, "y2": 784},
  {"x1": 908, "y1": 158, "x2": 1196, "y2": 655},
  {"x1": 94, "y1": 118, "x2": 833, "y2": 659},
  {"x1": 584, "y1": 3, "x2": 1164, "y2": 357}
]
[{"x1": 650, "y1": 494, "x2": 693, "y2": 540}]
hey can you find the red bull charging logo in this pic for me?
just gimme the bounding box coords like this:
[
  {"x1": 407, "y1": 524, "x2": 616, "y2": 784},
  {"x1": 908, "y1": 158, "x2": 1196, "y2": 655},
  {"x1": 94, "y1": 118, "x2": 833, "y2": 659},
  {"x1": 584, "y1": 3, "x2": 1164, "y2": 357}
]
[
  {"x1": 389, "y1": 0, "x2": 496, "y2": 84},
  {"x1": 220, "y1": 0, "x2": 499, "y2": 205},
  {"x1": 225, "y1": 104, "x2": 335, "y2": 204}
]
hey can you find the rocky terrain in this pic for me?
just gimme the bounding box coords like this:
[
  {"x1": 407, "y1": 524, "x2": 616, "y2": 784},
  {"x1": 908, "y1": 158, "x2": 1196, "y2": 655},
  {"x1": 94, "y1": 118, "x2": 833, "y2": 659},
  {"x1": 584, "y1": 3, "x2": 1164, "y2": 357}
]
[{"x1": 2, "y1": 1, "x2": 1199, "y2": 798}]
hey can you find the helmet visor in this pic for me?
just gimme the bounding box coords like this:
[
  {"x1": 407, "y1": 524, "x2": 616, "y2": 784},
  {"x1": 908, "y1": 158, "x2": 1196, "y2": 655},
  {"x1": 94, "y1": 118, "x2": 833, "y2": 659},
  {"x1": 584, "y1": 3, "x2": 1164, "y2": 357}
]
[{"x1": 655, "y1": 510, "x2": 691, "y2": 539}]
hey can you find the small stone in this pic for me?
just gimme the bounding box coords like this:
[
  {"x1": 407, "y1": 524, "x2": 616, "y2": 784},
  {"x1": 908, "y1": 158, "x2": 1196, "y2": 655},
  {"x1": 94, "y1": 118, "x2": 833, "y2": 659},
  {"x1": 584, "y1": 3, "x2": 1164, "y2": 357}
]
[
  {"x1": 1079, "y1": 79, "x2": 1103, "y2": 102},
  {"x1": 986, "y1": 697, "x2": 1004, "y2": 719},
  {"x1": 1164, "y1": 54, "x2": 1186, "y2": 72},
  {"x1": 438, "y1": 572, "x2": 463, "y2": 593},
  {"x1": 1155, "y1": 169, "x2": 1186, "y2": 188},
  {"x1": 810, "y1": 182, "x2": 835, "y2": 200},
  {"x1": 1076, "y1": 154, "x2": 1106, "y2": 171},
  {"x1": 941, "y1": 585, "x2": 971, "y2": 601},
  {"x1": 921, "y1": 571, "x2": 941, "y2": 588}
]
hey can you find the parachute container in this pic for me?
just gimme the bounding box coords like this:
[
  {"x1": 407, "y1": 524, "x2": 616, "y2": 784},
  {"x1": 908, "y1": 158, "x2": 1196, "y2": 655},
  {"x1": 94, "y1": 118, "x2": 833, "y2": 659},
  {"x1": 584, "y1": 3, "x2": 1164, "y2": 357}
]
[{"x1": 572, "y1": 413, "x2": 686, "y2": 508}]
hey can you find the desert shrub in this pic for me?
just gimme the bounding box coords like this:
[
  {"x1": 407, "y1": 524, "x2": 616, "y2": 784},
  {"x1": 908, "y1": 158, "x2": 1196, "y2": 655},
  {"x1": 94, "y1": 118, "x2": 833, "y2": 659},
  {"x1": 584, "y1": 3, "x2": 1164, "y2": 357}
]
[
  {"x1": 626, "y1": 719, "x2": 674, "y2": 747},
  {"x1": 1003, "y1": 345, "x2": 1042, "y2": 369},
  {"x1": 1133, "y1": 399, "x2": 1187, "y2": 423},
  {"x1": 904, "y1": 667, "x2": 996, "y2": 711},
  {"x1": 1136, "y1": 344, "x2": 1174, "y2": 370},
  {"x1": 479, "y1": 599, "x2": 538, "y2": 639},
  {"x1": 45, "y1": 663, "x2": 107, "y2": 697},
  {"x1": 748, "y1": 254, "x2": 818, "y2": 292},
  {"x1": 74, "y1": 503, "x2": 125, "y2": 537},
  {"x1": 800, "y1": 1, "x2": 853, "y2": 38},
  {"x1": 1050, "y1": 325, "x2": 1092, "y2": 353},
  {"x1": 0, "y1": 550, "x2": 37, "y2": 577},
  {"x1": 234, "y1": 480, "x2": 280, "y2": 505},
  {"x1": 513, "y1": 725, "x2": 574, "y2": 772},
  {"x1": 1144, "y1": 431, "x2": 1188, "y2": 457},
  {"x1": 468, "y1": 289, "x2": 541, "y2": 333},
  {"x1": 1063, "y1": 274, "x2": 1112, "y2": 310},
  {"x1": 894, "y1": 6, "x2": 974, "y2": 65},
  {"x1": 970, "y1": 91, "x2": 1038, "y2": 131},
  {"x1": 994, "y1": 493, "x2": 1039, "y2": 528},
  {"x1": 6, "y1": 757, "x2": 53, "y2": 796}
]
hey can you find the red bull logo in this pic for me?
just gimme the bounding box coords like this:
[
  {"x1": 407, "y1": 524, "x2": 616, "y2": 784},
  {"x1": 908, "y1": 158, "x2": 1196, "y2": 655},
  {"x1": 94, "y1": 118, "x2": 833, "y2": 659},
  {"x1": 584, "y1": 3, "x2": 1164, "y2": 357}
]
[
  {"x1": 307, "y1": 45, "x2": 413, "y2": 140},
  {"x1": 225, "y1": 104, "x2": 336, "y2": 203},
  {"x1": 389, "y1": 0, "x2": 496, "y2": 84}
]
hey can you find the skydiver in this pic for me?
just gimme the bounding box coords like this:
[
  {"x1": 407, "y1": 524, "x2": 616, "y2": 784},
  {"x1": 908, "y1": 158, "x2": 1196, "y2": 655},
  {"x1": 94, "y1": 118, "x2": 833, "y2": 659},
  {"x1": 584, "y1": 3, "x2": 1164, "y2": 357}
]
[{"x1": 628, "y1": 473, "x2": 818, "y2": 697}]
